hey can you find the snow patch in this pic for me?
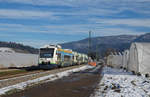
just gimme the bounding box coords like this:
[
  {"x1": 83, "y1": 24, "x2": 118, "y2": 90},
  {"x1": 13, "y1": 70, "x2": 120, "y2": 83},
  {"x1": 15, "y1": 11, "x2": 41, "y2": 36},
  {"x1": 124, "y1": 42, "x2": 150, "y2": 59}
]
[
  {"x1": 91, "y1": 66, "x2": 150, "y2": 97},
  {"x1": 0, "y1": 47, "x2": 14, "y2": 53}
]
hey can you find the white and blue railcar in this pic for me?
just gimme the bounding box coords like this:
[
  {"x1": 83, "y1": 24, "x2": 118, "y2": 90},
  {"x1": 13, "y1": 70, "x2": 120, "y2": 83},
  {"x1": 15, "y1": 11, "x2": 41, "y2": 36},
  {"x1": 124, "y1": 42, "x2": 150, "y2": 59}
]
[{"x1": 38, "y1": 44, "x2": 88, "y2": 69}]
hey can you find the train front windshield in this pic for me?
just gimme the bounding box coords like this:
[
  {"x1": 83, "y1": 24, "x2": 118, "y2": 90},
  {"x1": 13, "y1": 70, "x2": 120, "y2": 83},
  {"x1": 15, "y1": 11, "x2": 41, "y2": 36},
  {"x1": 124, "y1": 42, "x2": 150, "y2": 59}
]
[{"x1": 40, "y1": 48, "x2": 54, "y2": 58}]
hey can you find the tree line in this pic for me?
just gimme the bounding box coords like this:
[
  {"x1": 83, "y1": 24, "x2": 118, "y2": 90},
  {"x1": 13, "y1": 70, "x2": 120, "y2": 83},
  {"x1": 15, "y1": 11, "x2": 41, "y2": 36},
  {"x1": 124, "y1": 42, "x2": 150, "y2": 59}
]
[{"x1": 0, "y1": 41, "x2": 39, "y2": 54}]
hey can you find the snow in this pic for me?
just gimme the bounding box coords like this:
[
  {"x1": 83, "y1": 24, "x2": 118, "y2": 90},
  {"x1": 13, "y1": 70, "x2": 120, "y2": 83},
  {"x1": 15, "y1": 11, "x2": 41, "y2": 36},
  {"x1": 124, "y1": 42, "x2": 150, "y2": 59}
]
[
  {"x1": 91, "y1": 66, "x2": 150, "y2": 97},
  {"x1": 0, "y1": 47, "x2": 14, "y2": 53},
  {"x1": 0, "y1": 65, "x2": 93, "y2": 95}
]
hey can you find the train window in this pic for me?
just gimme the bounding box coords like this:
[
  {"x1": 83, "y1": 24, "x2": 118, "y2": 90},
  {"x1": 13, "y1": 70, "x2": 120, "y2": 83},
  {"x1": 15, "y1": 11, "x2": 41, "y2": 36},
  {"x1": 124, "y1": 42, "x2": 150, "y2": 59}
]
[
  {"x1": 40, "y1": 48, "x2": 54, "y2": 58},
  {"x1": 64, "y1": 55, "x2": 71, "y2": 61},
  {"x1": 57, "y1": 53, "x2": 61, "y2": 60}
]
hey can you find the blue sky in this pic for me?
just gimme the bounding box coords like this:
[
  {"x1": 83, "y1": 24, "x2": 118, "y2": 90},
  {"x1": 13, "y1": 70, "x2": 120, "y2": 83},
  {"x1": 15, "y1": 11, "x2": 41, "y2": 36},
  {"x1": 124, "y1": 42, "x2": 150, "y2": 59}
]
[{"x1": 0, "y1": 0, "x2": 150, "y2": 48}]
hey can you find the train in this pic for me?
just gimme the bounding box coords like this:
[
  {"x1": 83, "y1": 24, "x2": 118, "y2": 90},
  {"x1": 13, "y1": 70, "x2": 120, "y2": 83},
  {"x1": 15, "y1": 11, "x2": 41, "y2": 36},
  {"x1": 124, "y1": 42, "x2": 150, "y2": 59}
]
[{"x1": 38, "y1": 44, "x2": 88, "y2": 69}]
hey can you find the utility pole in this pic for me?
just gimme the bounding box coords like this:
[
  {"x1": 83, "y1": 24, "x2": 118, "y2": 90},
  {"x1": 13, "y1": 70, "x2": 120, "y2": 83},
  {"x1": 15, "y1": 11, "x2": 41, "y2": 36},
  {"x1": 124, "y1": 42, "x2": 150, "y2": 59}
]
[
  {"x1": 88, "y1": 30, "x2": 92, "y2": 61},
  {"x1": 96, "y1": 45, "x2": 98, "y2": 61}
]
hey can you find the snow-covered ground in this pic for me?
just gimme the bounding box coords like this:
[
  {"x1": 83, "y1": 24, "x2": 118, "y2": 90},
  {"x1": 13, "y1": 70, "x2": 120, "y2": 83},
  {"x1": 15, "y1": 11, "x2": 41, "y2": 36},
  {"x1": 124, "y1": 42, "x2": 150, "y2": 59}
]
[
  {"x1": 0, "y1": 65, "x2": 94, "y2": 95},
  {"x1": 91, "y1": 66, "x2": 150, "y2": 97}
]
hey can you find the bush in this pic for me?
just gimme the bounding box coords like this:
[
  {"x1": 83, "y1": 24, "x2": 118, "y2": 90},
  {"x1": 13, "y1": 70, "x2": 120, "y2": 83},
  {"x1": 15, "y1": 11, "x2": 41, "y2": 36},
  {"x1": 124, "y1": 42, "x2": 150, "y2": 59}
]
[
  {"x1": 4, "y1": 88, "x2": 21, "y2": 95},
  {"x1": 137, "y1": 72, "x2": 141, "y2": 76},
  {"x1": 120, "y1": 66, "x2": 123, "y2": 69},
  {"x1": 132, "y1": 71, "x2": 135, "y2": 75},
  {"x1": 110, "y1": 66, "x2": 114, "y2": 68},
  {"x1": 145, "y1": 74, "x2": 149, "y2": 78},
  {"x1": 131, "y1": 80, "x2": 136, "y2": 86}
]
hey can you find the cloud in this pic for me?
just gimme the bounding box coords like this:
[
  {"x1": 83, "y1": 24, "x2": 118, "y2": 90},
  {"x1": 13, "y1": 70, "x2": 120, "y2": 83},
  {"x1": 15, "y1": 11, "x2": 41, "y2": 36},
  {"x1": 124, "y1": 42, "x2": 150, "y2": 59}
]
[
  {"x1": 0, "y1": 33, "x2": 16, "y2": 37},
  {"x1": 0, "y1": 0, "x2": 150, "y2": 47},
  {"x1": 0, "y1": 22, "x2": 146, "y2": 37},
  {"x1": 19, "y1": 39, "x2": 60, "y2": 48},
  {"x1": 0, "y1": 23, "x2": 91, "y2": 35},
  {"x1": 0, "y1": 9, "x2": 57, "y2": 19},
  {"x1": 54, "y1": 8, "x2": 118, "y2": 17},
  {"x1": 90, "y1": 18, "x2": 150, "y2": 28},
  {"x1": 1, "y1": 0, "x2": 150, "y2": 11},
  {"x1": 1, "y1": 0, "x2": 150, "y2": 6},
  {"x1": 0, "y1": 0, "x2": 72, "y2": 6},
  {"x1": 1, "y1": 0, "x2": 150, "y2": 20},
  {"x1": 92, "y1": 27, "x2": 141, "y2": 36},
  {"x1": 0, "y1": 23, "x2": 46, "y2": 33}
]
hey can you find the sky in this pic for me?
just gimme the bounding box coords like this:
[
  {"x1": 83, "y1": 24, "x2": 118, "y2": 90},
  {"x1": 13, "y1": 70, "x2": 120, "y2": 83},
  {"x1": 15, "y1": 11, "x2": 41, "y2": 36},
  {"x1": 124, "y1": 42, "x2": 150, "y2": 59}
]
[{"x1": 0, "y1": 0, "x2": 150, "y2": 48}]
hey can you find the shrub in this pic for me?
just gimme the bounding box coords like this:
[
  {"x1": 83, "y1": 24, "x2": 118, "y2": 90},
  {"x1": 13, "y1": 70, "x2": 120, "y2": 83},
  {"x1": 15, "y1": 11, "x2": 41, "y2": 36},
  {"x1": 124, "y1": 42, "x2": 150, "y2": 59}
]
[
  {"x1": 104, "y1": 85, "x2": 108, "y2": 90},
  {"x1": 4, "y1": 88, "x2": 21, "y2": 95},
  {"x1": 131, "y1": 80, "x2": 136, "y2": 86},
  {"x1": 132, "y1": 71, "x2": 135, "y2": 75},
  {"x1": 114, "y1": 89, "x2": 121, "y2": 93},
  {"x1": 137, "y1": 72, "x2": 141, "y2": 76},
  {"x1": 145, "y1": 74, "x2": 149, "y2": 78}
]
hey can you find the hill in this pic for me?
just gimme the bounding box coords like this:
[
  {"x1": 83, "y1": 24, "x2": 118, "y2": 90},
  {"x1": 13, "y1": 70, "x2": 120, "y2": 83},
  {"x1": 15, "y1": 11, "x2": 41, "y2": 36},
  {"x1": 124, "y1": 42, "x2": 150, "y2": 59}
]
[
  {"x1": 1, "y1": 33, "x2": 150, "y2": 56},
  {"x1": 61, "y1": 33, "x2": 150, "y2": 57},
  {"x1": 133, "y1": 33, "x2": 150, "y2": 42}
]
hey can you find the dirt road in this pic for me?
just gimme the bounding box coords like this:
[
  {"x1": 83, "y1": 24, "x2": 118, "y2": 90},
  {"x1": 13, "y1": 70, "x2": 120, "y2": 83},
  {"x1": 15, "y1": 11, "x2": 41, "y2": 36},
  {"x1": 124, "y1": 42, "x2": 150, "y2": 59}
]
[{"x1": 3, "y1": 65, "x2": 103, "y2": 97}]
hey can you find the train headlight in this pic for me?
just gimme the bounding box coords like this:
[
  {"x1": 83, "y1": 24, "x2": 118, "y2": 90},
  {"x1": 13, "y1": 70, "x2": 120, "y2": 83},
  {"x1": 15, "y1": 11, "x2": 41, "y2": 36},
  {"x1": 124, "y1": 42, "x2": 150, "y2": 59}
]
[{"x1": 39, "y1": 60, "x2": 42, "y2": 64}]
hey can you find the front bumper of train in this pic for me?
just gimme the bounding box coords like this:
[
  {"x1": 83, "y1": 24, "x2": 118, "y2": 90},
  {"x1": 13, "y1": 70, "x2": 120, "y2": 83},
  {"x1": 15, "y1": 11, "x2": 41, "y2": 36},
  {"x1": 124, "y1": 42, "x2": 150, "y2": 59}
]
[{"x1": 39, "y1": 63, "x2": 58, "y2": 70}]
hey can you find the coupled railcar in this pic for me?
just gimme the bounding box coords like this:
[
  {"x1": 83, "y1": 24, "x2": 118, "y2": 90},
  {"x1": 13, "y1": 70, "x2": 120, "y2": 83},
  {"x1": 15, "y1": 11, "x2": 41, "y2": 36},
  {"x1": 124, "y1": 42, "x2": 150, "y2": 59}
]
[{"x1": 38, "y1": 44, "x2": 88, "y2": 69}]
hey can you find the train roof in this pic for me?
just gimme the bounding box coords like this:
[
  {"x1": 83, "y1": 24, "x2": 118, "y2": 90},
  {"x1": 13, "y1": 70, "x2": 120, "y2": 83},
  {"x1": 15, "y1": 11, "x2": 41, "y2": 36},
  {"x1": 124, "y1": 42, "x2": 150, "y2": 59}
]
[
  {"x1": 57, "y1": 48, "x2": 72, "y2": 54},
  {"x1": 40, "y1": 44, "x2": 88, "y2": 56},
  {"x1": 40, "y1": 44, "x2": 61, "y2": 49}
]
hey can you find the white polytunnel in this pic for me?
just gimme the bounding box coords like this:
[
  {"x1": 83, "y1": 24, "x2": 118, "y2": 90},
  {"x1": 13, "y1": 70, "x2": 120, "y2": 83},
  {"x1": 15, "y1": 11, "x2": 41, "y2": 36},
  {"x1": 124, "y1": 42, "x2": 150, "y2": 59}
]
[
  {"x1": 0, "y1": 47, "x2": 38, "y2": 68},
  {"x1": 107, "y1": 52, "x2": 114, "y2": 66},
  {"x1": 107, "y1": 52, "x2": 123, "y2": 68},
  {"x1": 128, "y1": 42, "x2": 150, "y2": 75},
  {"x1": 122, "y1": 50, "x2": 129, "y2": 69}
]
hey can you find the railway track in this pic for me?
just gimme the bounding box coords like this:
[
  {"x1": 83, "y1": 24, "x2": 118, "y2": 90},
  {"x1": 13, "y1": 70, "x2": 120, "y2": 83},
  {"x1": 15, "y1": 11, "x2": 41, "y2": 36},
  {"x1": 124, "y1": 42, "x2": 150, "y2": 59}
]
[
  {"x1": 0, "y1": 69, "x2": 43, "y2": 80},
  {"x1": 2, "y1": 65, "x2": 103, "y2": 97},
  {"x1": 0, "y1": 65, "x2": 87, "y2": 80},
  {"x1": 0, "y1": 65, "x2": 85, "y2": 89}
]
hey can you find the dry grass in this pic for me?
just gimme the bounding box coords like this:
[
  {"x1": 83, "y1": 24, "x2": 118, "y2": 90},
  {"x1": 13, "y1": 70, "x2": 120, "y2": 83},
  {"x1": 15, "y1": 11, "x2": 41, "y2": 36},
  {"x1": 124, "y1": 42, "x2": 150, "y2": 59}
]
[
  {"x1": 2, "y1": 88, "x2": 22, "y2": 96},
  {"x1": 0, "y1": 69, "x2": 27, "y2": 77}
]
